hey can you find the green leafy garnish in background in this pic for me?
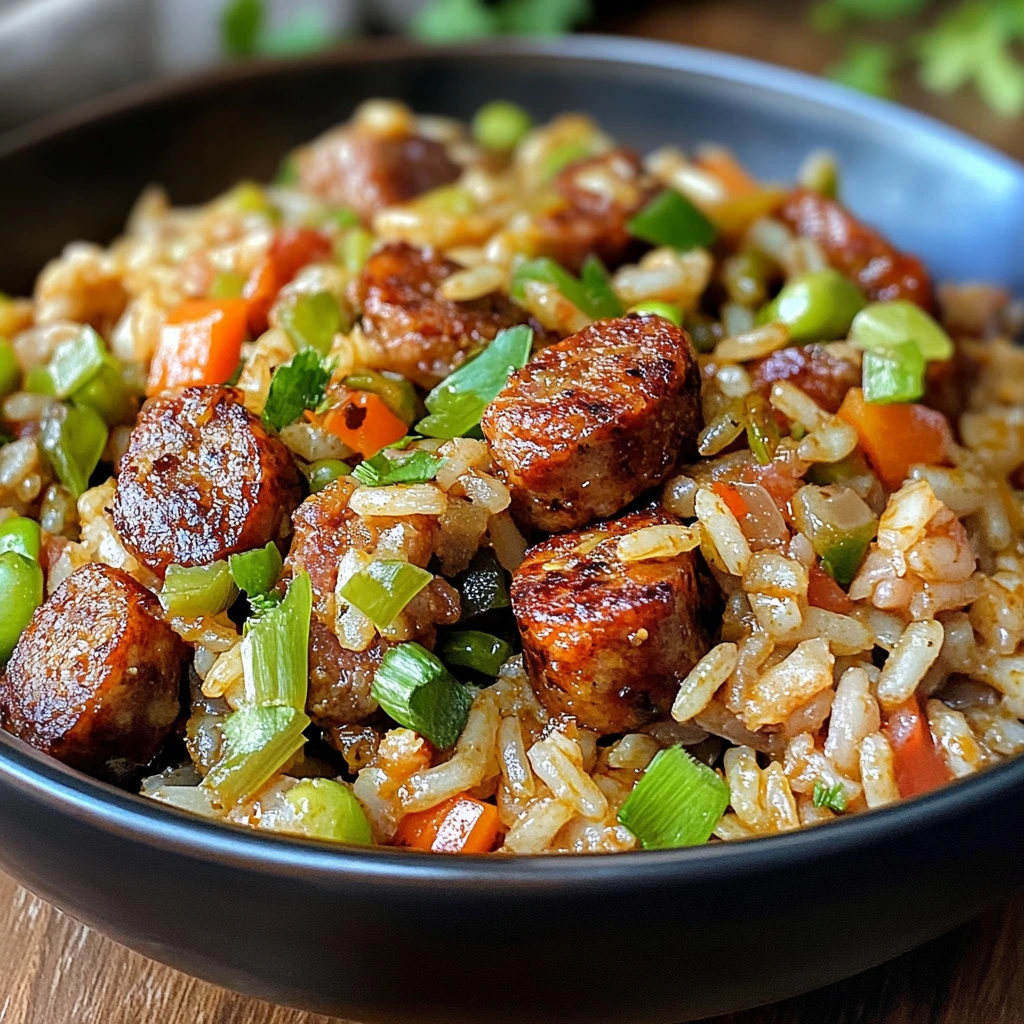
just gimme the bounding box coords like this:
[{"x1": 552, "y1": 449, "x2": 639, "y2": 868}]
[
  {"x1": 825, "y1": 40, "x2": 899, "y2": 98},
  {"x1": 221, "y1": 0, "x2": 337, "y2": 57},
  {"x1": 412, "y1": 0, "x2": 592, "y2": 41}
]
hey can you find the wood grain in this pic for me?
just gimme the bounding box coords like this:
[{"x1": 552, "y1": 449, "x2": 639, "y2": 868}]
[{"x1": 0, "y1": 865, "x2": 1022, "y2": 1024}]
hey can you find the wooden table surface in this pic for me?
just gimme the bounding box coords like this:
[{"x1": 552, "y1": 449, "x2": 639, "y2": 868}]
[{"x1": 4, "y1": 2, "x2": 1024, "y2": 1022}]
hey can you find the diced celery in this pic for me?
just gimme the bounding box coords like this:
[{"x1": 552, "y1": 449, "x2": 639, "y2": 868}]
[{"x1": 160, "y1": 561, "x2": 238, "y2": 617}]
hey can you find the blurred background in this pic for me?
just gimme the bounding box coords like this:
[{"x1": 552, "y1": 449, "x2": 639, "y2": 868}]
[{"x1": 1, "y1": 0, "x2": 1022, "y2": 158}]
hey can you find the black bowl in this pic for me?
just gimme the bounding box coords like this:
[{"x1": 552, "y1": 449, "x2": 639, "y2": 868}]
[{"x1": 0, "y1": 37, "x2": 1022, "y2": 1024}]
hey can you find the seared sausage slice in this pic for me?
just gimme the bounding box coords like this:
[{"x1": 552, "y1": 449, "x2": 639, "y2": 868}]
[
  {"x1": 780, "y1": 188, "x2": 934, "y2": 310},
  {"x1": 1, "y1": 562, "x2": 187, "y2": 775},
  {"x1": 296, "y1": 126, "x2": 459, "y2": 223},
  {"x1": 536, "y1": 148, "x2": 657, "y2": 273},
  {"x1": 750, "y1": 343, "x2": 861, "y2": 414},
  {"x1": 511, "y1": 509, "x2": 715, "y2": 735},
  {"x1": 113, "y1": 386, "x2": 302, "y2": 576},
  {"x1": 350, "y1": 241, "x2": 543, "y2": 389},
  {"x1": 481, "y1": 314, "x2": 703, "y2": 533}
]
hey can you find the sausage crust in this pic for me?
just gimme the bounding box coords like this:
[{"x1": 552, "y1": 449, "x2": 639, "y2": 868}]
[
  {"x1": 297, "y1": 127, "x2": 459, "y2": 223},
  {"x1": 350, "y1": 241, "x2": 543, "y2": 389},
  {"x1": 1, "y1": 562, "x2": 187, "y2": 775},
  {"x1": 536, "y1": 148, "x2": 656, "y2": 273},
  {"x1": 113, "y1": 386, "x2": 302, "y2": 576},
  {"x1": 750, "y1": 343, "x2": 861, "y2": 414},
  {"x1": 511, "y1": 509, "x2": 716, "y2": 734},
  {"x1": 481, "y1": 314, "x2": 703, "y2": 533},
  {"x1": 780, "y1": 188, "x2": 934, "y2": 310}
]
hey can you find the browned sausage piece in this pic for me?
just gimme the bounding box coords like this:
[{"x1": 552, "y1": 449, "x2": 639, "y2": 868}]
[
  {"x1": 296, "y1": 126, "x2": 459, "y2": 223},
  {"x1": 535, "y1": 148, "x2": 657, "y2": 273},
  {"x1": 481, "y1": 314, "x2": 703, "y2": 534},
  {"x1": 779, "y1": 188, "x2": 935, "y2": 310},
  {"x1": 113, "y1": 386, "x2": 302, "y2": 577},
  {"x1": 750, "y1": 343, "x2": 861, "y2": 414},
  {"x1": 350, "y1": 241, "x2": 545, "y2": 389},
  {"x1": 511, "y1": 509, "x2": 715, "y2": 735},
  {"x1": 1, "y1": 562, "x2": 187, "y2": 775}
]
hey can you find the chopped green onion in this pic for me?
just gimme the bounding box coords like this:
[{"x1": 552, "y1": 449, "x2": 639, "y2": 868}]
[
  {"x1": 812, "y1": 778, "x2": 848, "y2": 813},
  {"x1": 223, "y1": 180, "x2": 278, "y2": 220},
  {"x1": 627, "y1": 190, "x2": 717, "y2": 252},
  {"x1": 71, "y1": 360, "x2": 137, "y2": 426},
  {"x1": 792, "y1": 484, "x2": 878, "y2": 587},
  {"x1": 862, "y1": 341, "x2": 926, "y2": 405},
  {"x1": 229, "y1": 541, "x2": 283, "y2": 597},
  {"x1": 209, "y1": 271, "x2": 247, "y2": 299},
  {"x1": 241, "y1": 571, "x2": 312, "y2": 709},
  {"x1": 248, "y1": 591, "x2": 283, "y2": 617},
  {"x1": 25, "y1": 365, "x2": 55, "y2": 396},
  {"x1": 416, "y1": 324, "x2": 533, "y2": 439},
  {"x1": 540, "y1": 140, "x2": 592, "y2": 182},
  {"x1": 417, "y1": 185, "x2": 475, "y2": 216},
  {"x1": 352, "y1": 449, "x2": 444, "y2": 487},
  {"x1": 324, "y1": 207, "x2": 360, "y2": 230},
  {"x1": 437, "y1": 630, "x2": 511, "y2": 676},
  {"x1": 343, "y1": 370, "x2": 422, "y2": 426},
  {"x1": 285, "y1": 778, "x2": 373, "y2": 844},
  {"x1": 370, "y1": 641, "x2": 473, "y2": 749},
  {"x1": 262, "y1": 349, "x2": 331, "y2": 431},
  {"x1": 0, "y1": 551, "x2": 43, "y2": 663},
  {"x1": 48, "y1": 327, "x2": 108, "y2": 399},
  {"x1": 629, "y1": 301, "x2": 683, "y2": 326},
  {"x1": 278, "y1": 292, "x2": 343, "y2": 356},
  {"x1": 338, "y1": 227, "x2": 374, "y2": 273},
  {"x1": 306, "y1": 458, "x2": 351, "y2": 493},
  {"x1": 340, "y1": 560, "x2": 433, "y2": 630},
  {"x1": 849, "y1": 300, "x2": 954, "y2": 362},
  {"x1": 744, "y1": 393, "x2": 780, "y2": 466},
  {"x1": 757, "y1": 269, "x2": 866, "y2": 342},
  {"x1": 454, "y1": 549, "x2": 510, "y2": 619},
  {"x1": 37, "y1": 404, "x2": 108, "y2": 498},
  {"x1": 160, "y1": 561, "x2": 238, "y2": 617},
  {"x1": 472, "y1": 100, "x2": 533, "y2": 152},
  {"x1": 0, "y1": 339, "x2": 20, "y2": 397},
  {"x1": 617, "y1": 745, "x2": 729, "y2": 849},
  {"x1": 274, "y1": 153, "x2": 299, "y2": 186},
  {"x1": 798, "y1": 151, "x2": 839, "y2": 200},
  {"x1": 579, "y1": 255, "x2": 624, "y2": 319},
  {"x1": 201, "y1": 704, "x2": 310, "y2": 808},
  {"x1": 0, "y1": 516, "x2": 41, "y2": 560}
]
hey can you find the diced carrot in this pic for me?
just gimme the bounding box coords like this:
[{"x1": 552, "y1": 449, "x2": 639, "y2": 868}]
[
  {"x1": 837, "y1": 387, "x2": 952, "y2": 491},
  {"x1": 394, "y1": 795, "x2": 501, "y2": 854},
  {"x1": 695, "y1": 147, "x2": 759, "y2": 196},
  {"x1": 807, "y1": 563, "x2": 854, "y2": 615},
  {"x1": 147, "y1": 298, "x2": 249, "y2": 396},
  {"x1": 320, "y1": 391, "x2": 408, "y2": 457},
  {"x1": 712, "y1": 481, "x2": 749, "y2": 519},
  {"x1": 883, "y1": 698, "x2": 952, "y2": 799},
  {"x1": 243, "y1": 227, "x2": 331, "y2": 335}
]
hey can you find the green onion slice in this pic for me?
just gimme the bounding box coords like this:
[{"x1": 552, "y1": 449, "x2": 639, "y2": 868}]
[
  {"x1": 849, "y1": 300, "x2": 954, "y2": 362},
  {"x1": 792, "y1": 484, "x2": 878, "y2": 587},
  {"x1": 285, "y1": 778, "x2": 373, "y2": 845},
  {"x1": 201, "y1": 704, "x2": 310, "y2": 808},
  {"x1": 0, "y1": 339, "x2": 21, "y2": 397},
  {"x1": 437, "y1": 630, "x2": 512, "y2": 677},
  {"x1": 862, "y1": 341, "x2": 926, "y2": 405},
  {"x1": 0, "y1": 551, "x2": 43, "y2": 663},
  {"x1": 71, "y1": 361, "x2": 137, "y2": 426},
  {"x1": 305, "y1": 458, "x2": 351, "y2": 493},
  {"x1": 352, "y1": 449, "x2": 444, "y2": 487},
  {"x1": 416, "y1": 324, "x2": 532, "y2": 439},
  {"x1": 617, "y1": 745, "x2": 729, "y2": 849},
  {"x1": 579, "y1": 255, "x2": 624, "y2": 319},
  {"x1": 340, "y1": 560, "x2": 433, "y2": 631},
  {"x1": 627, "y1": 189, "x2": 717, "y2": 252},
  {"x1": 472, "y1": 100, "x2": 533, "y2": 152},
  {"x1": 278, "y1": 292, "x2": 343, "y2": 356},
  {"x1": 629, "y1": 301, "x2": 683, "y2": 326},
  {"x1": 209, "y1": 271, "x2": 247, "y2": 299},
  {"x1": 812, "y1": 778, "x2": 847, "y2": 813},
  {"x1": 37, "y1": 404, "x2": 108, "y2": 498},
  {"x1": 48, "y1": 326, "x2": 108, "y2": 399},
  {"x1": 454, "y1": 549, "x2": 511, "y2": 619},
  {"x1": 160, "y1": 561, "x2": 238, "y2": 618},
  {"x1": 262, "y1": 349, "x2": 331, "y2": 431},
  {"x1": 240, "y1": 571, "x2": 312, "y2": 709},
  {"x1": 0, "y1": 516, "x2": 41, "y2": 561},
  {"x1": 511, "y1": 257, "x2": 622, "y2": 321},
  {"x1": 338, "y1": 227, "x2": 373, "y2": 273},
  {"x1": 229, "y1": 541, "x2": 283, "y2": 597},
  {"x1": 756, "y1": 269, "x2": 865, "y2": 343},
  {"x1": 370, "y1": 642, "x2": 473, "y2": 749},
  {"x1": 25, "y1": 365, "x2": 56, "y2": 396}
]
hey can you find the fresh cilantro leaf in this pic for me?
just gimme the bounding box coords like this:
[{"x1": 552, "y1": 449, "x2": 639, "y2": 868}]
[
  {"x1": 262, "y1": 350, "x2": 331, "y2": 432},
  {"x1": 826, "y1": 40, "x2": 899, "y2": 98},
  {"x1": 352, "y1": 450, "x2": 445, "y2": 487},
  {"x1": 411, "y1": 0, "x2": 500, "y2": 41},
  {"x1": 221, "y1": 0, "x2": 264, "y2": 56},
  {"x1": 812, "y1": 779, "x2": 848, "y2": 813}
]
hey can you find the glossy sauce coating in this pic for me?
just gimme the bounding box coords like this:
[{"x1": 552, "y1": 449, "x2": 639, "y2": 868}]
[
  {"x1": 113, "y1": 386, "x2": 302, "y2": 576},
  {"x1": 511, "y1": 509, "x2": 716, "y2": 734},
  {"x1": 1, "y1": 562, "x2": 187, "y2": 775},
  {"x1": 350, "y1": 241, "x2": 544, "y2": 389},
  {"x1": 481, "y1": 314, "x2": 703, "y2": 533}
]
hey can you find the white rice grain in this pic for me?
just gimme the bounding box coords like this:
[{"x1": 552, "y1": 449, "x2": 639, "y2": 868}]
[
  {"x1": 858, "y1": 732, "x2": 900, "y2": 809},
  {"x1": 672, "y1": 642, "x2": 739, "y2": 722},
  {"x1": 876, "y1": 619, "x2": 945, "y2": 711}
]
